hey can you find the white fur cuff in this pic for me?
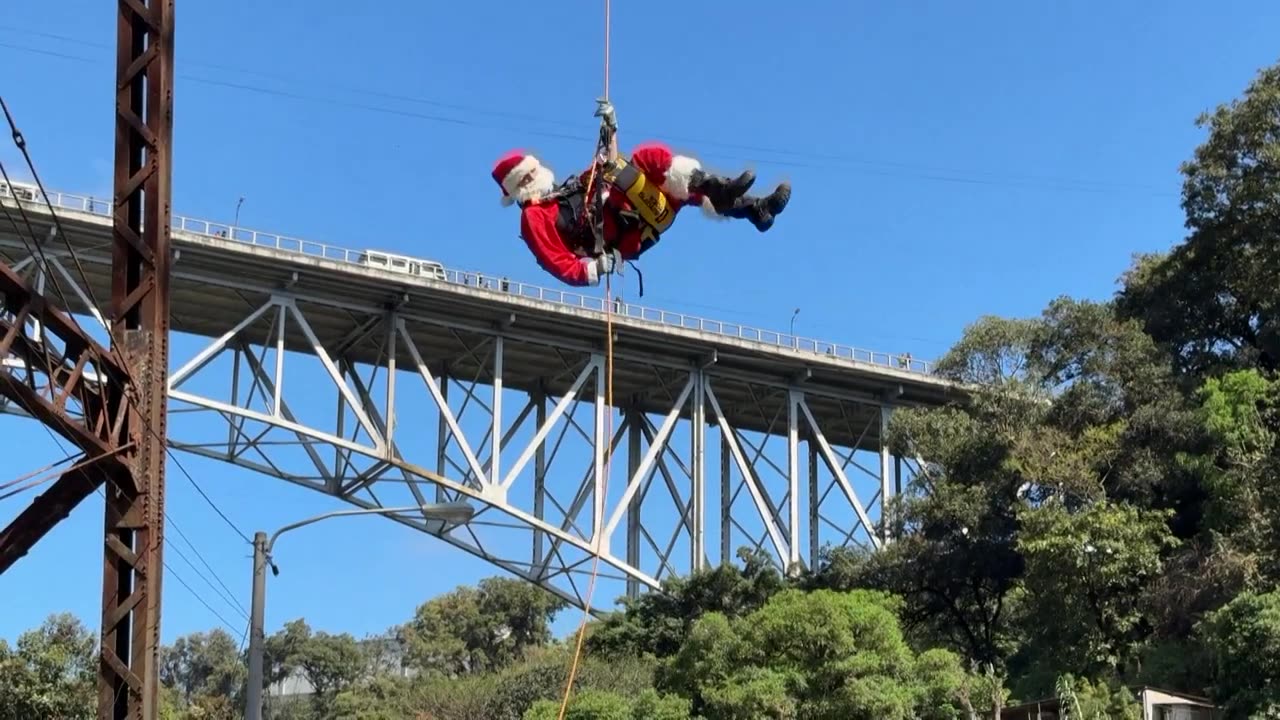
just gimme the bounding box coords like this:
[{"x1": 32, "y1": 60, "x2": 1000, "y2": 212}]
[
  {"x1": 700, "y1": 195, "x2": 728, "y2": 221},
  {"x1": 583, "y1": 257, "x2": 600, "y2": 286},
  {"x1": 664, "y1": 155, "x2": 701, "y2": 200}
]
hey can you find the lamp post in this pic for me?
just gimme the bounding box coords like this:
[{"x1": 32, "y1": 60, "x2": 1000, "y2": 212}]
[
  {"x1": 790, "y1": 307, "x2": 801, "y2": 347},
  {"x1": 244, "y1": 501, "x2": 474, "y2": 720}
]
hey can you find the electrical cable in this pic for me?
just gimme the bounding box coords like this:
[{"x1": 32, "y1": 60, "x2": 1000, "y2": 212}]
[
  {"x1": 0, "y1": 37, "x2": 1174, "y2": 197},
  {"x1": 2, "y1": 95, "x2": 253, "y2": 548}
]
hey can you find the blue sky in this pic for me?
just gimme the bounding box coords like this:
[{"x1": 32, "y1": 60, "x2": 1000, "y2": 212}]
[{"x1": 2, "y1": 0, "x2": 1278, "y2": 646}]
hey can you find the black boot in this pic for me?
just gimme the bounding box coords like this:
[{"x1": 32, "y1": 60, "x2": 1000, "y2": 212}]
[
  {"x1": 689, "y1": 168, "x2": 755, "y2": 212},
  {"x1": 722, "y1": 182, "x2": 791, "y2": 232}
]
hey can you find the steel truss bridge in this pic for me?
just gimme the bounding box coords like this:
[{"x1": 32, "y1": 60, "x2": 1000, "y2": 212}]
[{"x1": 0, "y1": 188, "x2": 961, "y2": 609}]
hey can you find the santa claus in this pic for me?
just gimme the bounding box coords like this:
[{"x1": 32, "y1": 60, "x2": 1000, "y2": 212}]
[{"x1": 492, "y1": 135, "x2": 790, "y2": 288}]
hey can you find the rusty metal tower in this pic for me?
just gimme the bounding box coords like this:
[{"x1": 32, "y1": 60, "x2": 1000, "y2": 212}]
[{"x1": 0, "y1": 1, "x2": 173, "y2": 717}]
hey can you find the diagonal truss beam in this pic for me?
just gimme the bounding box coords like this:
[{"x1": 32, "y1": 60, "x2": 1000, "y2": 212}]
[{"x1": 0, "y1": 263, "x2": 132, "y2": 573}]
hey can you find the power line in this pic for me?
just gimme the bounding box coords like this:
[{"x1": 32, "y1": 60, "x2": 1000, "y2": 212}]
[
  {"x1": 0, "y1": 447, "x2": 251, "y2": 624},
  {"x1": 165, "y1": 532, "x2": 250, "y2": 621},
  {"x1": 165, "y1": 510, "x2": 250, "y2": 618},
  {"x1": 0, "y1": 25, "x2": 1171, "y2": 194},
  {"x1": 2, "y1": 104, "x2": 253, "y2": 637},
  {"x1": 0, "y1": 96, "x2": 105, "y2": 321},
  {"x1": 0, "y1": 390, "x2": 251, "y2": 632},
  {"x1": 2, "y1": 93, "x2": 253, "y2": 548},
  {"x1": 0, "y1": 194, "x2": 251, "y2": 640},
  {"x1": 0, "y1": 159, "x2": 84, "y2": 329},
  {"x1": 165, "y1": 559, "x2": 245, "y2": 637},
  {"x1": 0, "y1": 34, "x2": 1175, "y2": 197},
  {"x1": 165, "y1": 443, "x2": 253, "y2": 545}
]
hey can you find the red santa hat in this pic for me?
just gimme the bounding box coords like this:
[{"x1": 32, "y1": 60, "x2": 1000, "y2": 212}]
[{"x1": 492, "y1": 150, "x2": 541, "y2": 206}]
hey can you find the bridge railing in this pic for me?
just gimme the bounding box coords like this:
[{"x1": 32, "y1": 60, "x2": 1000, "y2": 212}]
[{"x1": 18, "y1": 189, "x2": 934, "y2": 375}]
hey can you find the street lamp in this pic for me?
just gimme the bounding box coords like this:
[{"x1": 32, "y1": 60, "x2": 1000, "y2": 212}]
[{"x1": 244, "y1": 501, "x2": 475, "y2": 720}]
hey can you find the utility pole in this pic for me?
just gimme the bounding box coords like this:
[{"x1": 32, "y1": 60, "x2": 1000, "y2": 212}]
[
  {"x1": 244, "y1": 503, "x2": 475, "y2": 720},
  {"x1": 100, "y1": 1, "x2": 175, "y2": 718},
  {"x1": 245, "y1": 532, "x2": 269, "y2": 720}
]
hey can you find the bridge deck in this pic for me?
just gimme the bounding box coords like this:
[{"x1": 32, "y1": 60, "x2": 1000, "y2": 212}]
[{"x1": 0, "y1": 190, "x2": 962, "y2": 451}]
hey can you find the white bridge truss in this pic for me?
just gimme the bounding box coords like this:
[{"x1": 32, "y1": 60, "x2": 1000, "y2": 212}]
[{"x1": 0, "y1": 191, "x2": 945, "y2": 611}]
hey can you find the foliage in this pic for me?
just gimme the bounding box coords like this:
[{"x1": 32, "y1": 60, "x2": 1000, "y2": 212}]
[
  {"x1": 1013, "y1": 500, "x2": 1176, "y2": 686},
  {"x1": 401, "y1": 576, "x2": 567, "y2": 676},
  {"x1": 160, "y1": 628, "x2": 245, "y2": 711},
  {"x1": 1054, "y1": 674, "x2": 1141, "y2": 720},
  {"x1": 664, "y1": 588, "x2": 996, "y2": 719},
  {"x1": 587, "y1": 547, "x2": 786, "y2": 661},
  {"x1": 0, "y1": 613, "x2": 96, "y2": 720},
  {"x1": 1117, "y1": 62, "x2": 1280, "y2": 378},
  {"x1": 1199, "y1": 591, "x2": 1280, "y2": 718},
  {"x1": 523, "y1": 688, "x2": 691, "y2": 720}
]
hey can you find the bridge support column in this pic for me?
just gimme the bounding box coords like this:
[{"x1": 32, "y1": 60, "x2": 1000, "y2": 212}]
[
  {"x1": 720, "y1": 431, "x2": 731, "y2": 565},
  {"x1": 690, "y1": 369, "x2": 706, "y2": 571},
  {"x1": 625, "y1": 407, "x2": 642, "y2": 599},
  {"x1": 533, "y1": 388, "x2": 546, "y2": 569},
  {"x1": 592, "y1": 351, "x2": 606, "y2": 550},
  {"x1": 787, "y1": 389, "x2": 802, "y2": 574},
  {"x1": 879, "y1": 406, "x2": 894, "y2": 546},
  {"x1": 808, "y1": 441, "x2": 819, "y2": 570},
  {"x1": 490, "y1": 336, "x2": 502, "y2": 495}
]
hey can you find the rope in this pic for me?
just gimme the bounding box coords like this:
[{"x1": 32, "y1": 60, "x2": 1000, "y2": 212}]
[{"x1": 555, "y1": 1, "x2": 612, "y2": 716}]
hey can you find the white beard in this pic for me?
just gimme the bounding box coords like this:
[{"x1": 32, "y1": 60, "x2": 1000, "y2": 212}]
[{"x1": 512, "y1": 163, "x2": 556, "y2": 204}]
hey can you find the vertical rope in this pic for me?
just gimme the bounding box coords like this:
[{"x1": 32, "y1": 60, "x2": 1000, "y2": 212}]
[
  {"x1": 555, "y1": 1, "x2": 612, "y2": 717},
  {"x1": 603, "y1": 0, "x2": 610, "y2": 100}
]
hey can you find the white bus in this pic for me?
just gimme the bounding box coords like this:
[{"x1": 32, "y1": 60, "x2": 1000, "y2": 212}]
[
  {"x1": 0, "y1": 179, "x2": 43, "y2": 203},
  {"x1": 358, "y1": 249, "x2": 447, "y2": 281}
]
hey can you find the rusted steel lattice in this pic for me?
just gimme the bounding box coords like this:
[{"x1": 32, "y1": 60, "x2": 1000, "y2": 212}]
[{"x1": 0, "y1": 263, "x2": 132, "y2": 572}]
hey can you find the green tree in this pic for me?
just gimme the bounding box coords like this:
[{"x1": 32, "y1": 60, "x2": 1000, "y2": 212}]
[
  {"x1": 588, "y1": 547, "x2": 787, "y2": 661},
  {"x1": 1191, "y1": 370, "x2": 1280, "y2": 572},
  {"x1": 667, "y1": 588, "x2": 963, "y2": 719},
  {"x1": 296, "y1": 629, "x2": 364, "y2": 702},
  {"x1": 0, "y1": 613, "x2": 96, "y2": 720},
  {"x1": 263, "y1": 618, "x2": 310, "y2": 685},
  {"x1": 1199, "y1": 590, "x2": 1280, "y2": 717},
  {"x1": 1117, "y1": 60, "x2": 1280, "y2": 377},
  {"x1": 159, "y1": 628, "x2": 245, "y2": 708},
  {"x1": 402, "y1": 576, "x2": 565, "y2": 676},
  {"x1": 1013, "y1": 500, "x2": 1176, "y2": 687}
]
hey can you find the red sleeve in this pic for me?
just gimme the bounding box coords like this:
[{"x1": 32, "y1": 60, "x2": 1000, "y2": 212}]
[
  {"x1": 627, "y1": 142, "x2": 674, "y2": 179},
  {"x1": 520, "y1": 204, "x2": 591, "y2": 287}
]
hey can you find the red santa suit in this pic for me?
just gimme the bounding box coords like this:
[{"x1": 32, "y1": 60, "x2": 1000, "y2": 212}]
[{"x1": 493, "y1": 143, "x2": 715, "y2": 287}]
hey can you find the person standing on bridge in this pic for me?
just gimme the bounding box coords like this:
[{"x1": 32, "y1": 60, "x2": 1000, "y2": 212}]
[{"x1": 492, "y1": 100, "x2": 791, "y2": 287}]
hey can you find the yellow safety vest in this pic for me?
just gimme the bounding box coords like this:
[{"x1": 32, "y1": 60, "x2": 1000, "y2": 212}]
[{"x1": 599, "y1": 156, "x2": 676, "y2": 245}]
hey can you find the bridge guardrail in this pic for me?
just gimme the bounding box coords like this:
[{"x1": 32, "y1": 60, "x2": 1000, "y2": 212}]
[{"x1": 12, "y1": 189, "x2": 933, "y2": 375}]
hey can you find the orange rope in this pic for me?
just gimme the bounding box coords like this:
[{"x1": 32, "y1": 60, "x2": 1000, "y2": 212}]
[{"x1": 555, "y1": 1, "x2": 612, "y2": 716}]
